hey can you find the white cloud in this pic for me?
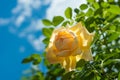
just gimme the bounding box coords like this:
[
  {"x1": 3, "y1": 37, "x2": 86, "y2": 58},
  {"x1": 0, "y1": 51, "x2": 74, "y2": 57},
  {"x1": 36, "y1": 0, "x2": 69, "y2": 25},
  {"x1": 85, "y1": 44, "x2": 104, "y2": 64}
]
[
  {"x1": 28, "y1": 35, "x2": 45, "y2": 51},
  {"x1": 46, "y1": 0, "x2": 86, "y2": 19},
  {"x1": 18, "y1": 19, "x2": 44, "y2": 38},
  {"x1": 12, "y1": 0, "x2": 41, "y2": 27},
  {"x1": 19, "y1": 46, "x2": 25, "y2": 53},
  {"x1": 15, "y1": 15, "x2": 25, "y2": 27},
  {"x1": 42, "y1": 0, "x2": 51, "y2": 5},
  {"x1": 0, "y1": 18, "x2": 10, "y2": 26}
]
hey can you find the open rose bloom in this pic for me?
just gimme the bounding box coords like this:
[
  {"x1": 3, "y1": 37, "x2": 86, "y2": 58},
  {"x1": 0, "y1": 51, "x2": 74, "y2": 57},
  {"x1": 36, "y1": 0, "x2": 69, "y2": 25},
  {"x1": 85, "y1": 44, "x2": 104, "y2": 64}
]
[{"x1": 46, "y1": 23, "x2": 94, "y2": 71}]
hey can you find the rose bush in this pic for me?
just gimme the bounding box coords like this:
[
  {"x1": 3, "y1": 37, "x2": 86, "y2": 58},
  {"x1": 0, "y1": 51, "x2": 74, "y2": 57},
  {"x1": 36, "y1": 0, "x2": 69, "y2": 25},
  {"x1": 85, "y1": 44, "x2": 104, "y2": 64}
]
[{"x1": 46, "y1": 22, "x2": 94, "y2": 71}]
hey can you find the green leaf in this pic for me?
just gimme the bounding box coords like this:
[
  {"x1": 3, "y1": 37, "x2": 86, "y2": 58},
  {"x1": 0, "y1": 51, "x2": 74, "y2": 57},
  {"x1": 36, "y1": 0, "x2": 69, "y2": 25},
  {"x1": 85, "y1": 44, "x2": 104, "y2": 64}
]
[
  {"x1": 33, "y1": 59, "x2": 41, "y2": 65},
  {"x1": 103, "y1": 59, "x2": 120, "y2": 66},
  {"x1": 94, "y1": 8, "x2": 103, "y2": 16},
  {"x1": 42, "y1": 19, "x2": 52, "y2": 26},
  {"x1": 31, "y1": 54, "x2": 40, "y2": 59},
  {"x1": 74, "y1": 8, "x2": 79, "y2": 14},
  {"x1": 109, "y1": 25, "x2": 116, "y2": 31},
  {"x1": 22, "y1": 54, "x2": 41, "y2": 65},
  {"x1": 87, "y1": 0, "x2": 95, "y2": 3},
  {"x1": 85, "y1": 17, "x2": 95, "y2": 26},
  {"x1": 86, "y1": 8, "x2": 94, "y2": 16},
  {"x1": 76, "y1": 59, "x2": 86, "y2": 67},
  {"x1": 52, "y1": 16, "x2": 64, "y2": 26},
  {"x1": 62, "y1": 21, "x2": 70, "y2": 26},
  {"x1": 108, "y1": 5, "x2": 120, "y2": 14},
  {"x1": 31, "y1": 54, "x2": 41, "y2": 65},
  {"x1": 117, "y1": 26, "x2": 120, "y2": 32},
  {"x1": 101, "y1": 2, "x2": 109, "y2": 8},
  {"x1": 43, "y1": 38, "x2": 50, "y2": 44},
  {"x1": 65, "y1": 7, "x2": 72, "y2": 19},
  {"x1": 108, "y1": 32, "x2": 120, "y2": 42},
  {"x1": 22, "y1": 57, "x2": 33, "y2": 64},
  {"x1": 93, "y1": 2, "x2": 99, "y2": 9},
  {"x1": 42, "y1": 28, "x2": 53, "y2": 37},
  {"x1": 108, "y1": 0, "x2": 114, "y2": 3},
  {"x1": 61, "y1": 71, "x2": 74, "y2": 80},
  {"x1": 118, "y1": 72, "x2": 120, "y2": 80},
  {"x1": 104, "y1": 53, "x2": 118, "y2": 61},
  {"x1": 80, "y1": 4, "x2": 88, "y2": 10}
]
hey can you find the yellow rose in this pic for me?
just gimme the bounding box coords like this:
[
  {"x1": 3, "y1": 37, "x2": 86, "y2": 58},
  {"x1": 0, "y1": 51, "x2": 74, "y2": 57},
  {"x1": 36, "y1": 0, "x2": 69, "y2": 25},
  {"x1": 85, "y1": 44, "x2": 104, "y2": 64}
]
[{"x1": 46, "y1": 22, "x2": 94, "y2": 71}]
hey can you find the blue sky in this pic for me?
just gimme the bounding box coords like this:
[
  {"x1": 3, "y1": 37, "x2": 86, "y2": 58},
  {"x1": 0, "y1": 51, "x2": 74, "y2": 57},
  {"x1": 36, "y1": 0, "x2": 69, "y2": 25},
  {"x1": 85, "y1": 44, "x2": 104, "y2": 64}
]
[{"x1": 0, "y1": 0, "x2": 84, "y2": 80}]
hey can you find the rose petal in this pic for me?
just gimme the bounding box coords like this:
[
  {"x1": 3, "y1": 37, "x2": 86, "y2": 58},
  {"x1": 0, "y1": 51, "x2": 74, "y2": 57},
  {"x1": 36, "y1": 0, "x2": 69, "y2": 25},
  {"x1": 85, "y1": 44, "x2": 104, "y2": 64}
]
[
  {"x1": 70, "y1": 56, "x2": 76, "y2": 70},
  {"x1": 57, "y1": 50, "x2": 71, "y2": 57},
  {"x1": 81, "y1": 49, "x2": 93, "y2": 61},
  {"x1": 46, "y1": 46, "x2": 64, "y2": 64}
]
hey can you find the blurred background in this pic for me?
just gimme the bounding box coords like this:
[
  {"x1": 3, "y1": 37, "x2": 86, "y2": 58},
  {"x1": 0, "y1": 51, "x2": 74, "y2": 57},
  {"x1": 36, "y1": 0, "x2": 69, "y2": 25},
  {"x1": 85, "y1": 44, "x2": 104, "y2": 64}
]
[{"x1": 0, "y1": 0, "x2": 85, "y2": 80}]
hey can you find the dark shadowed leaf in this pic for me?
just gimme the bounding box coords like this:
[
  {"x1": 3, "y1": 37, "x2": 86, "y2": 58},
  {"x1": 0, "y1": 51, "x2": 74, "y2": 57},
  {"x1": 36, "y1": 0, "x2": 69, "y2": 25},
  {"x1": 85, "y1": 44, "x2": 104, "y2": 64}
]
[
  {"x1": 74, "y1": 8, "x2": 79, "y2": 14},
  {"x1": 52, "y1": 16, "x2": 64, "y2": 26},
  {"x1": 104, "y1": 53, "x2": 118, "y2": 61},
  {"x1": 103, "y1": 59, "x2": 120, "y2": 66},
  {"x1": 61, "y1": 71, "x2": 74, "y2": 80},
  {"x1": 43, "y1": 38, "x2": 50, "y2": 44},
  {"x1": 65, "y1": 7, "x2": 72, "y2": 19},
  {"x1": 22, "y1": 57, "x2": 33, "y2": 64},
  {"x1": 76, "y1": 59, "x2": 86, "y2": 67}
]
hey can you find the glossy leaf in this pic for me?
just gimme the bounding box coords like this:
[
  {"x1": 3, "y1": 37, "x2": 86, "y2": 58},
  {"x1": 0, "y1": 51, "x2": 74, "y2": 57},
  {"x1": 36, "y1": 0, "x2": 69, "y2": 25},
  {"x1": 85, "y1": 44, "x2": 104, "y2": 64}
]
[
  {"x1": 42, "y1": 19, "x2": 52, "y2": 26},
  {"x1": 80, "y1": 4, "x2": 88, "y2": 10},
  {"x1": 86, "y1": 8, "x2": 94, "y2": 16},
  {"x1": 93, "y1": 2, "x2": 99, "y2": 9},
  {"x1": 108, "y1": 5, "x2": 120, "y2": 14},
  {"x1": 87, "y1": 0, "x2": 95, "y2": 3},
  {"x1": 42, "y1": 28, "x2": 53, "y2": 37},
  {"x1": 52, "y1": 16, "x2": 64, "y2": 26},
  {"x1": 65, "y1": 7, "x2": 72, "y2": 19}
]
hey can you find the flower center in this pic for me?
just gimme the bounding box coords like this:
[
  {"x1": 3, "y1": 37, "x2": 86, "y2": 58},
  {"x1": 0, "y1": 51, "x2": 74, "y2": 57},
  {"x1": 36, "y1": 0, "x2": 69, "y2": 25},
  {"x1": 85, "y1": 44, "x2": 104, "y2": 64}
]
[{"x1": 55, "y1": 31, "x2": 77, "y2": 51}]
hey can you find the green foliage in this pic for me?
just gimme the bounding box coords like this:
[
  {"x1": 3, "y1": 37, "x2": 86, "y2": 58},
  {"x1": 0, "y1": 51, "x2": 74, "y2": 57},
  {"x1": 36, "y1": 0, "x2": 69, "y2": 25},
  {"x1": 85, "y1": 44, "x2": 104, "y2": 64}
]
[
  {"x1": 108, "y1": 32, "x2": 120, "y2": 42},
  {"x1": 108, "y1": 5, "x2": 120, "y2": 14},
  {"x1": 42, "y1": 19, "x2": 52, "y2": 26},
  {"x1": 22, "y1": 0, "x2": 120, "y2": 80},
  {"x1": 42, "y1": 28, "x2": 53, "y2": 37},
  {"x1": 65, "y1": 7, "x2": 72, "y2": 19},
  {"x1": 80, "y1": 4, "x2": 88, "y2": 10},
  {"x1": 52, "y1": 16, "x2": 64, "y2": 26},
  {"x1": 22, "y1": 54, "x2": 41, "y2": 65}
]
